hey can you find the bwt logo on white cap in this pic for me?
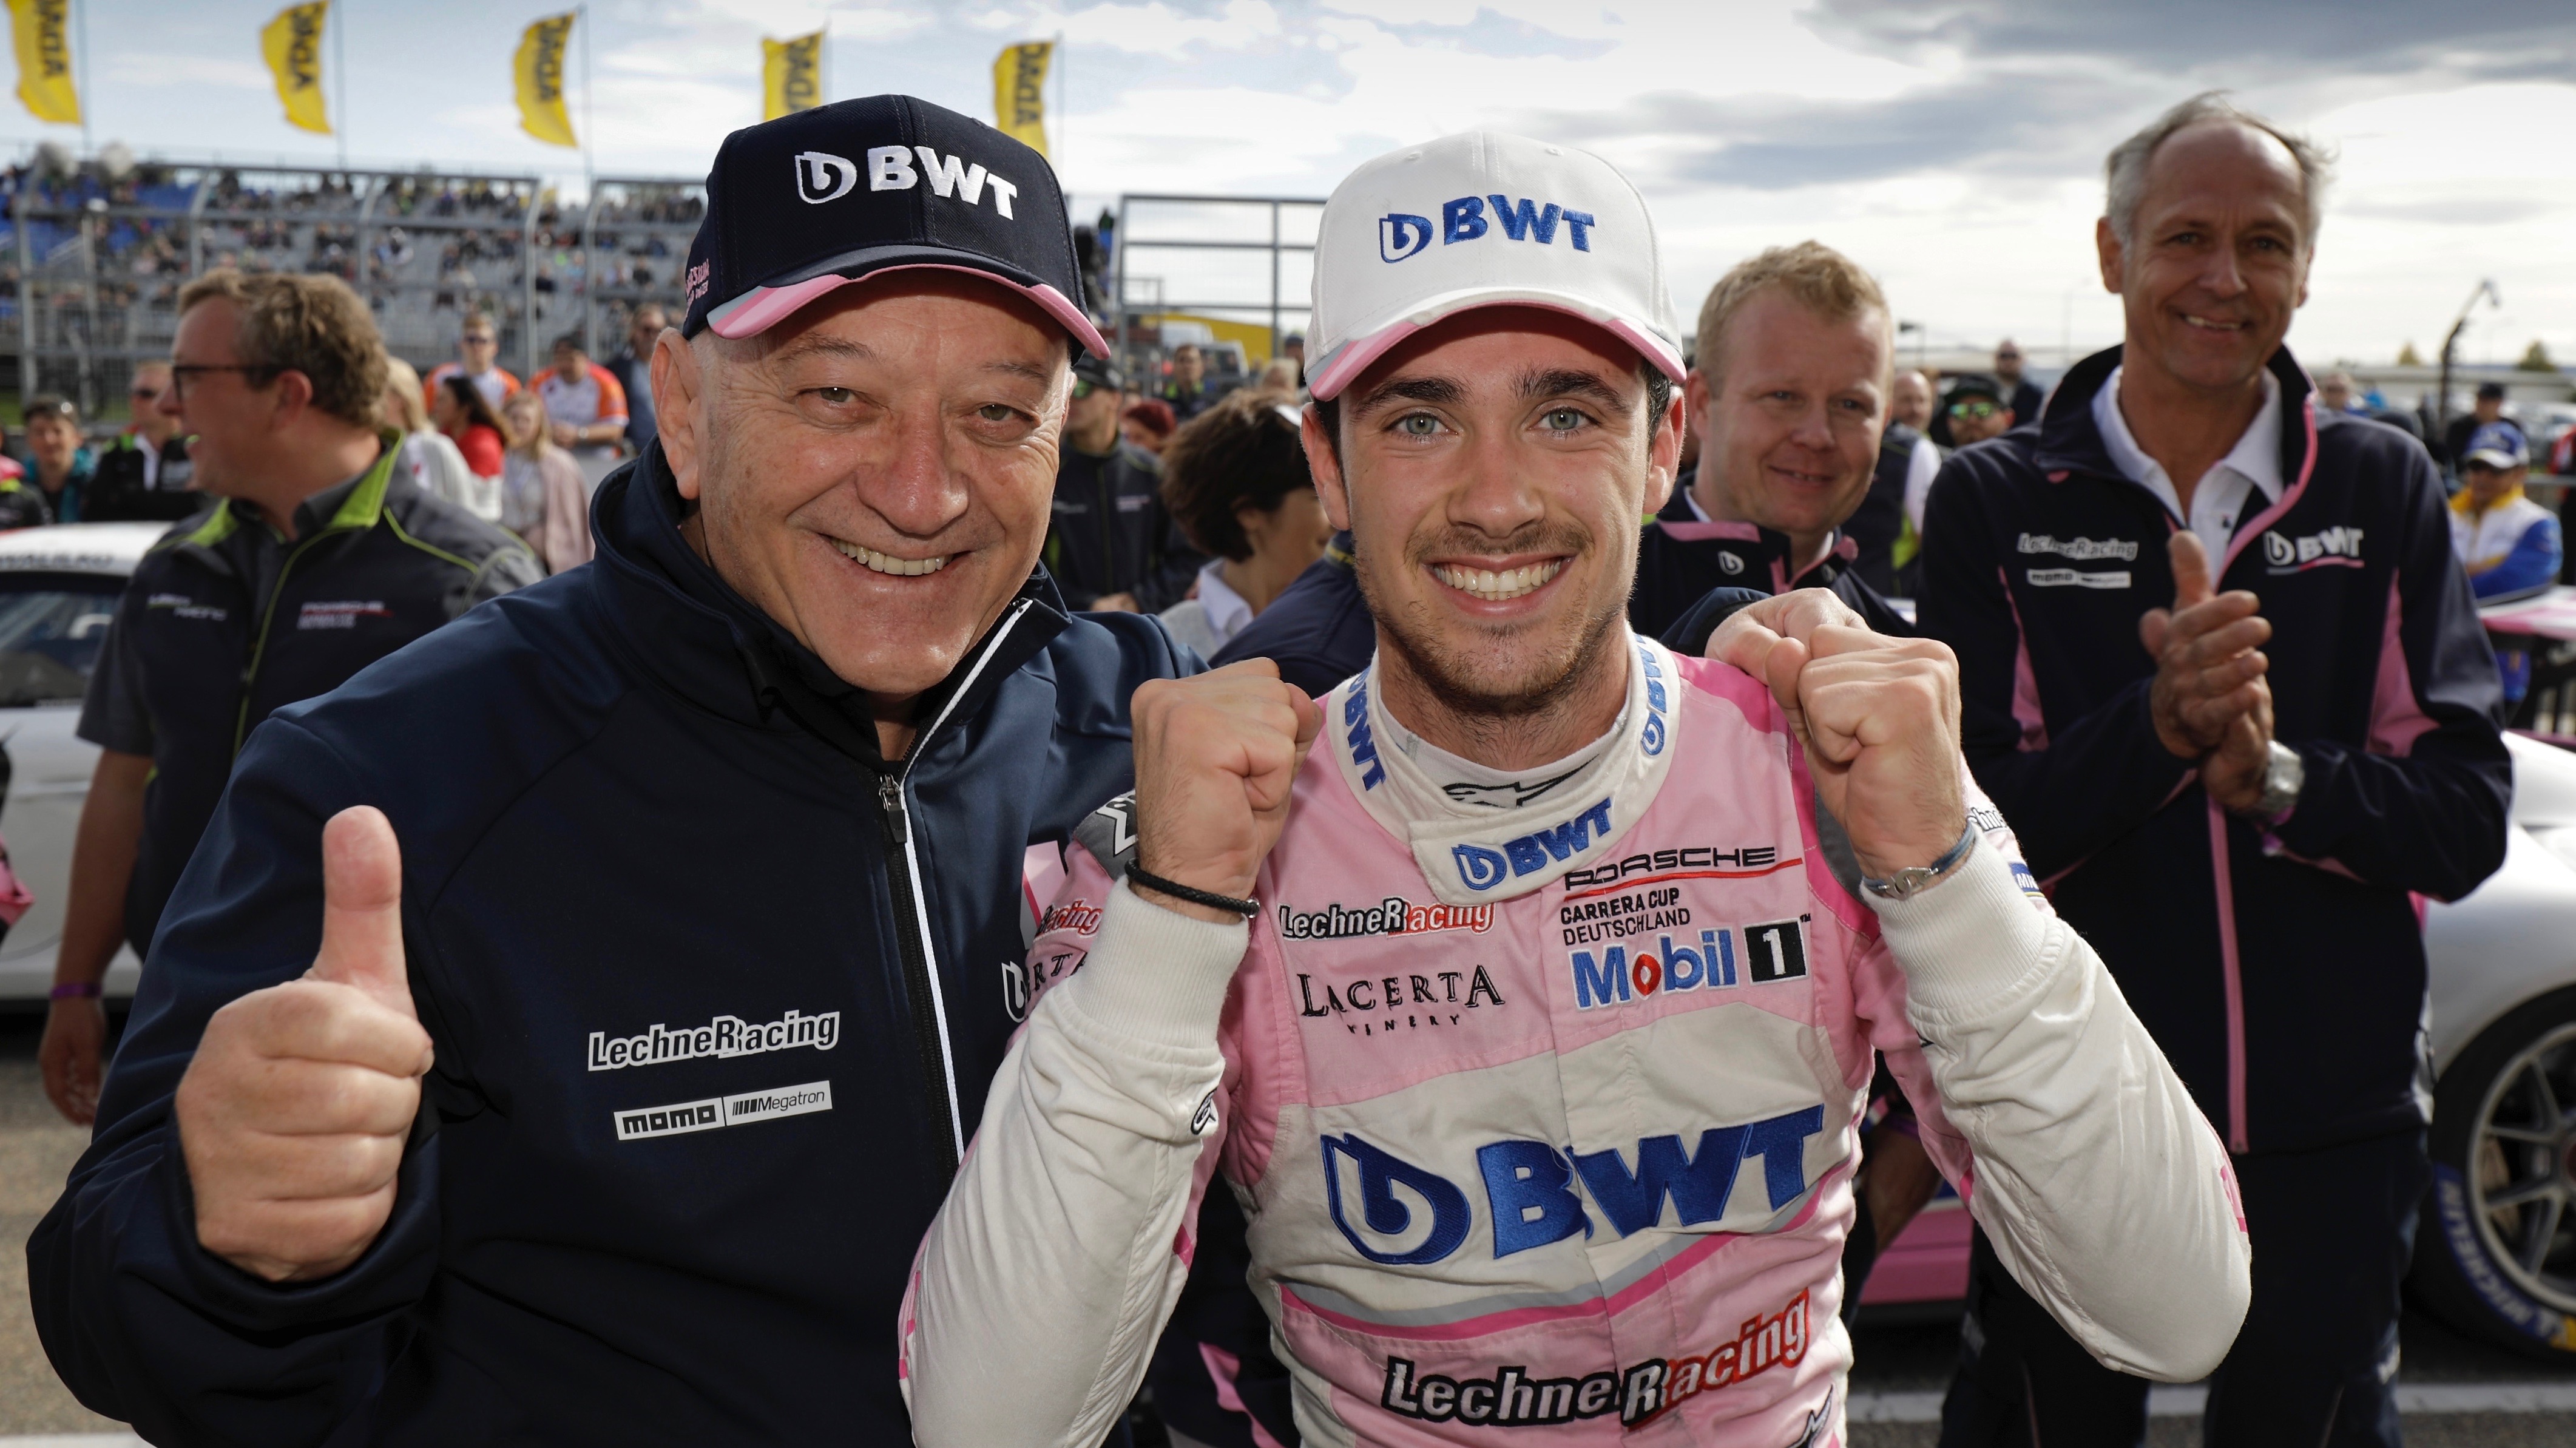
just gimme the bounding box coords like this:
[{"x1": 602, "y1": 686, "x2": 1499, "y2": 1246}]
[{"x1": 1310, "y1": 131, "x2": 1682, "y2": 401}]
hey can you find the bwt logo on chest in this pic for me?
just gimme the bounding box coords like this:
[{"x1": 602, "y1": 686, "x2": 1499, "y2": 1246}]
[{"x1": 1379, "y1": 196, "x2": 1598, "y2": 263}]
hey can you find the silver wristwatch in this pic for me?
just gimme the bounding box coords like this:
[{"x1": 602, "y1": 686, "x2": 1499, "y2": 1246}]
[
  {"x1": 2253, "y1": 741, "x2": 2304, "y2": 820},
  {"x1": 1859, "y1": 819, "x2": 1980, "y2": 902}
]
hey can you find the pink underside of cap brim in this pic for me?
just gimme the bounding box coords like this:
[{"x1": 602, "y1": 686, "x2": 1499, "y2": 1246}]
[
  {"x1": 1307, "y1": 297, "x2": 1686, "y2": 402},
  {"x1": 709, "y1": 264, "x2": 1110, "y2": 356}
]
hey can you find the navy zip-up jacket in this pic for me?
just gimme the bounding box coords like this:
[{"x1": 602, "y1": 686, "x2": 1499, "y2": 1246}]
[
  {"x1": 1631, "y1": 478, "x2": 1913, "y2": 642},
  {"x1": 30, "y1": 445, "x2": 1193, "y2": 1446},
  {"x1": 1919, "y1": 343, "x2": 2509, "y2": 1155}
]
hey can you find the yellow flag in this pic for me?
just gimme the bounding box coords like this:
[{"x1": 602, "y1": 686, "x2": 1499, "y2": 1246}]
[
  {"x1": 762, "y1": 29, "x2": 823, "y2": 121},
  {"x1": 514, "y1": 10, "x2": 578, "y2": 149},
  {"x1": 992, "y1": 41, "x2": 1051, "y2": 158},
  {"x1": 5, "y1": 0, "x2": 78, "y2": 126},
  {"x1": 260, "y1": 1, "x2": 331, "y2": 136}
]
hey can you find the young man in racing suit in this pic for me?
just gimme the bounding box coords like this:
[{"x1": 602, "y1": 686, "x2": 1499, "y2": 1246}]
[{"x1": 902, "y1": 132, "x2": 2253, "y2": 1447}]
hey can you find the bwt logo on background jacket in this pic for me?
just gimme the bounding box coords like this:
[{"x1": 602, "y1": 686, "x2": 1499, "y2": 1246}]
[
  {"x1": 30, "y1": 446, "x2": 1194, "y2": 1446},
  {"x1": 1920, "y1": 344, "x2": 2510, "y2": 1156}
]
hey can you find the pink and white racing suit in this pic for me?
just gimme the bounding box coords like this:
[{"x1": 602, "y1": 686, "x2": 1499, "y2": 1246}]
[{"x1": 904, "y1": 635, "x2": 2250, "y2": 1447}]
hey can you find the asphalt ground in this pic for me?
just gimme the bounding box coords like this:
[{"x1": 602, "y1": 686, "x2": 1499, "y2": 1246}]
[{"x1": 0, "y1": 1010, "x2": 2571, "y2": 1444}]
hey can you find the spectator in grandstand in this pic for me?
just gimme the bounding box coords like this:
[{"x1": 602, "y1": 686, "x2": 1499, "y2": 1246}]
[
  {"x1": 498, "y1": 390, "x2": 593, "y2": 574},
  {"x1": 425, "y1": 311, "x2": 519, "y2": 411},
  {"x1": 1994, "y1": 336, "x2": 2044, "y2": 423},
  {"x1": 606, "y1": 303, "x2": 664, "y2": 451},
  {"x1": 433, "y1": 374, "x2": 509, "y2": 483},
  {"x1": 381, "y1": 359, "x2": 497, "y2": 524},
  {"x1": 1047, "y1": 356, "x2": 1202, "y2": 612},
  {"x1": 1892, "y1": 366, "x2": 1935, "y2": 432},
  {"x1": 35, "y1": 269, "x2": 535, "y2": 1130},
  {"x1": 2452, "y1": 424, "x2": 2558, "y2": 603},
  {"x1": 2441, "y1": 379, "x2": 2522, "y2": 473},
  {"x1": 1118, "y1": 396, "x2": 1175, "y2": 455},
  {"x1": 1159, "y1": 341, "x2": 1225, "y2": 421},
  {"x1": 87, "y1": 362, "x2": 202, "y2": 523},
  {"x1": 1152, "y1": 390, "x2": 1335, "y2": 657},
  {"x1": 21, "y1": 395, "x2": 96, "y2": 523},
  {"x1": 536, "y1": 332, "x2": 631, "y2": 485}
]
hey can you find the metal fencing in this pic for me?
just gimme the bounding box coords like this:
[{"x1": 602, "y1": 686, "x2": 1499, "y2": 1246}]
[{"x1": 1, "y1": 156, "x2": 703, "y2": 418}]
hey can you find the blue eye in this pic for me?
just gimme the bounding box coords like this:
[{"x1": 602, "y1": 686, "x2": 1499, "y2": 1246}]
[
  {"x1": 1541, "y1": 408, "x2": 1586, "y2": 431},
  {"x1": 1398, "y1": 414, "x2": 1440, "y2": 436}
]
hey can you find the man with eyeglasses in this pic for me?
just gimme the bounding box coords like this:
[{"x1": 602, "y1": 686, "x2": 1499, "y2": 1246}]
[
  {"x1": 89, "y1": 360, "x2": 204, "y2": 523},
  {"x1": 36, "y1": 270, "x2": 534, "y2": 1128},
  {"x1": 1045, "y1": 354, "x2": 1203, "y2": 613},
  {"x1": 424, "y1": 310, "x2": 521, "y2": 413}
]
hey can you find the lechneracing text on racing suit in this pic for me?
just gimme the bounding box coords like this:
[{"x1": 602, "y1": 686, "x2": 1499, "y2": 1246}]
[{"x1": 902, "y1": 634, "x2": 2253, "y2": 1447}]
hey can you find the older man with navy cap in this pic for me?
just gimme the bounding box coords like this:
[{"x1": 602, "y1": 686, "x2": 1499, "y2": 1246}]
[
  {"x1": 904, "y1": 130, "x2": 2250, "y2": 1447},
  {"x1": 31, "y1": 95, "x2": 1189, "y2": 1445}
]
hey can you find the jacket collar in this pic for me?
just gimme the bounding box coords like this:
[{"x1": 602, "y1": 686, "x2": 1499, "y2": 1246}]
[
  {"x1": 164, "y1": 431, "x2": 407, "y2": 572},
  {"x1": 2036, "y1": 343, "x2": 2319, "y2": 492},
  {"x1": 586, "y1": 442, "x2": 1072, "y2": 765},
  {"x1": 1652, "y1": 475, "x2": 1858, "y2": 592}
]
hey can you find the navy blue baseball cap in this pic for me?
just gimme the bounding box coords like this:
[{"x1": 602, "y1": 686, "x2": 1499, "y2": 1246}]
[{"x1": 681, "y1": 94, "x2": 1107, "y2": 355}]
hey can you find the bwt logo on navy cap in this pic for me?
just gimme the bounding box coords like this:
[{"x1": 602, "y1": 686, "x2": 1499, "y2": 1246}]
[{"x1": 681, "y1": 93, "x2": 1107, "y2": 355}]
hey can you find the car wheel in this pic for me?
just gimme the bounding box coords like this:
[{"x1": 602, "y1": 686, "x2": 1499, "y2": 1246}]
[{"x1": 2413, "y1": 985, "x2": 2576, "y2": 1359}]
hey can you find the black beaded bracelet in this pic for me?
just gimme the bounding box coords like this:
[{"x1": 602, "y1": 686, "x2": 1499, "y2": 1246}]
[{"x1": 1124, "y1": 864, "x2": 1261, "y2": 920}]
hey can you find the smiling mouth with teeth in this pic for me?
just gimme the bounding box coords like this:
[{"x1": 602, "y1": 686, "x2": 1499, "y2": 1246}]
[
  {"x1": 832, "y1": 538, "x2": 952, "y2": 577},
  {"x1": 2181, "y1": 313, "x2": 2248, "y2": 331},
  {"x1": 1430, "y1": 560, "x2": 1566, "y2": 601}
]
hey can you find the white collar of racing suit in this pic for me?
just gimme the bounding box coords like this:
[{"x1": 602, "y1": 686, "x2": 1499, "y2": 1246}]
[{"x1": 1325, "y1": 629, "x2": 1682, "y2": 907}]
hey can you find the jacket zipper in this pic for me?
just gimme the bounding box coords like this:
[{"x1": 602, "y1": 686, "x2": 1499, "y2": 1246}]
[{"x1": 868, "y1": 597, "x2": 1039, "y2": 1185}]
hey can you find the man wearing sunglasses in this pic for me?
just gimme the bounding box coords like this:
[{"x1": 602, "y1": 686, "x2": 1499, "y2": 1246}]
[
  {"x1": 89, "y1": 360, "x2": 205, "y2": 523},
  {"x1": 1935, "y1": 373, "x2": 2015, "y2": 450},
  {"x1": 1044, "y1": 354, "x2": 1203, "y2": 613},
  {"x1": 35, "y1": 269, "x2": 534, "y2": 1128}
]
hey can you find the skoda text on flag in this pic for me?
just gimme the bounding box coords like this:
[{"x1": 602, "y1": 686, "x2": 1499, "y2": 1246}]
[
  {"x1": 260, "y1": 1, "x2": 331, "y2": 137},
  {"x1": 5, "y1": 0, "x2": 76, "y2": 126},
  {"x1": 513, "y1": 10, "x2": 577, "y2": 149},
  {"x1": 992, "y1": 40, "x2": 1051, "y2": 159},
  {"x1": 762, "y1": 29, "x2": 824, "y2": 121}
]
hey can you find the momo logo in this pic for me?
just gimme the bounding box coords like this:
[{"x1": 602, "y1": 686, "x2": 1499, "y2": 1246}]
[
  {"x1": 1570, "y1": 919, "x2": 1804, "y2": 1009},
  {"x1": 2263, "y1": 526, "x2": 2365, "y2": 572},
  {"x1": 862, "y1": 144, "x2": 1021, "y2": 218},
  {"x1": 1453, "y1": 797, "x2": 1614, "y2": 891},
  {"x1": 793, "y1": 149, "x2": 859, "y2": 204},
  {"x1": 1379, "y1": 212, "x2": 1433, "y2": 262},
  {"x1": 1325, "y1": 1106, "x2": 1828, "y2": 1268},
  {"x1": 613, "y1": 1080, "x2": 833, "y2": 1142}
]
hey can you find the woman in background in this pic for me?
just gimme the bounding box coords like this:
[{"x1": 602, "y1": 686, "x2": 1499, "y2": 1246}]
[
  {"x1": 382, "y1": 358, "x2": 498, "y2": 522},
  {"x1": 433, "y1": 374, "x2": 510, "y2": 490},
  {"x1": 498, "y1": 389, "x2": 593, "y2": 573},
  {"x1": 1118, "y1": 397, "x2": 1175, "y2": 456},
  {"x1": 1154, "y1": 389, "x2": 1334, "y2": 658}
]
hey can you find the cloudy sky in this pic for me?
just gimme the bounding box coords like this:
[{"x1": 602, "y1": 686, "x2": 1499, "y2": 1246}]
[{"x1": 23, "y1": 0, "x2": 2576, "y2": 369}]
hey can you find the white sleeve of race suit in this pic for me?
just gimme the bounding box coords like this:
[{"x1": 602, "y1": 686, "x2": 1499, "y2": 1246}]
[
  {"x1": 1868, "y1": 831, "x2": 2253, "y2": 1382},
  {"x1": 1904, "y1": 435, "x2": 1942, "y2": 533},
  {"x1": 901, "y1": 876, "x2": 1245, "y2": 1448}
]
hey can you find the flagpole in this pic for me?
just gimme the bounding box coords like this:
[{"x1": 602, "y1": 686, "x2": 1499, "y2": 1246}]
[
  {"x1": 579, "y1": 3, "x2": 595, "y2": 192},
  {"x1": 331, "y1": 0, "x2": 348, "y2": 169}
]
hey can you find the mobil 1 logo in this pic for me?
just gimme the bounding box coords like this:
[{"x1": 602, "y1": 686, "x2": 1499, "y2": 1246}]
[{"x1": 1743, "y1": 917, "x2": 1808, "y2": 984}]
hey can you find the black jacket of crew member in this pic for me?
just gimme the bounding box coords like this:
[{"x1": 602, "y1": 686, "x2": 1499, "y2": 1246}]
[
  {"x1": 1842, "y1": 421, "x2": 1927, "y2": 598},
  {"x1": 76, "y1": 435, "x2": 537, "y2": 952},
  {"x1": 86, "y1": 432, "x2": 205, "y2": 523},
  {"x1": 31, "y1": 444, "x2": 1192, "y2": 1447},
  {"x1": 1631, "y1": 476, "x2": 1915, "y2": 647},
  {"x1": 1044, "y1": 438, "x2": 1203, "y2": 611}
]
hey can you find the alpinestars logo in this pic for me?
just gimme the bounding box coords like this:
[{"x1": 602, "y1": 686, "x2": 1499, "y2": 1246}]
[{"x1": 586, "y1": 1007, "x2": 841, "y2": 1071}]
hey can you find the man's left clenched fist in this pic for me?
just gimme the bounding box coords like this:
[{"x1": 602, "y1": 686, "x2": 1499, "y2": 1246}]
[
  {"x1": 1740, "y1": 623, "x2": 1967, "y2": 879},
  {"x1": 1127, "y1": 661, "x2": 1322, "y2": 922}
]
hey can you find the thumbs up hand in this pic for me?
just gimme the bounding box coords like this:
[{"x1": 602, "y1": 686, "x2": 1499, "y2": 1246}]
[
  {"x1": 175, "y1": 807, "x2": 434, "y2": 1283},
  {"x1": 2140, "y1": 532, "x2": 2273, "y2": 760}
]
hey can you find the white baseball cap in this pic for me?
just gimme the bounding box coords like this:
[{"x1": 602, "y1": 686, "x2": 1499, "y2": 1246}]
[{"x1": 1305, "y1": 130, "x2": 1684, "y2": 402}]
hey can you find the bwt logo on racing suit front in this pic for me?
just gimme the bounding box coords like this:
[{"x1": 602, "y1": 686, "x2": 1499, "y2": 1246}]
[
  {"x1": 2262, "y1": 526, "x2": 2365, "y2": 573},
  {"x1": 586, "y1": 1007, "x2": 841, "y2": 1071},
  {"x1": 1322, "y1": 1105, "x2": 1828, "y2": 1265},
  {"x1": 1453, "y1": 798, "x2": 1614, "y2": 891},
  {"x1": 1378, "y1": 195, "x2": 1599, "y2": 263},
  {"x1": 1375, "y1": 1289, "x2": 1811, "y2": 1429}
]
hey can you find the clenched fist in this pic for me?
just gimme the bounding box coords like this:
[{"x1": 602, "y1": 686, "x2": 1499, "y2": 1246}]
[
  {"x1": 175, "y1": 807, "x2": 433, "y2": 1283},
  {"x1": 1127, "y1": 661, "x2": 1322, "y2": 922},
  {"x1": 1709, "y1": 590, "x2": 1967, "y2": 878}
]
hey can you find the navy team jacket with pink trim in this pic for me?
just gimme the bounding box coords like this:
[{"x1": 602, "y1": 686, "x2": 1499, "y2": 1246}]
[{"x1": 1920, "y1": 343, "x2": 2509, "y2": 1155}]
